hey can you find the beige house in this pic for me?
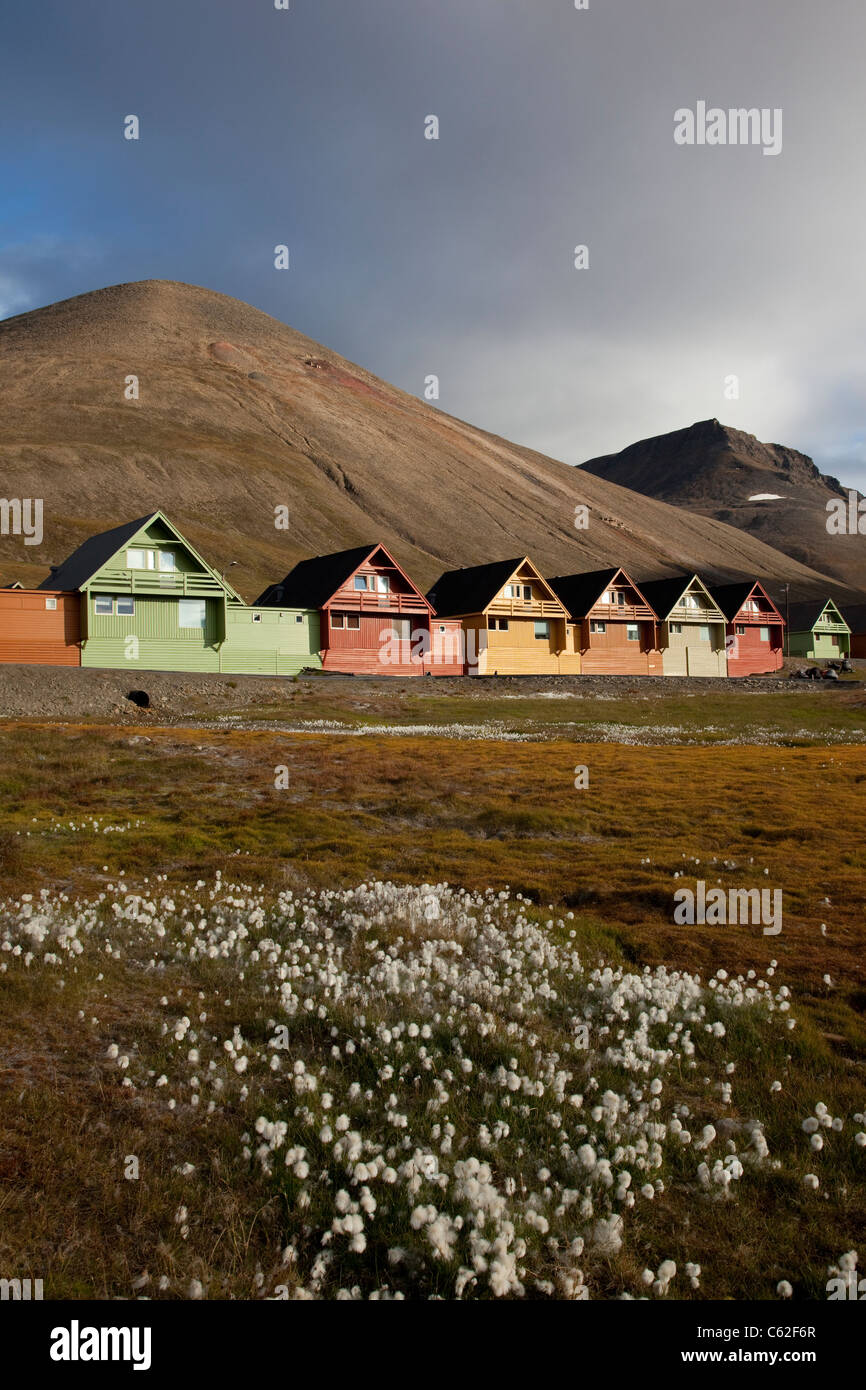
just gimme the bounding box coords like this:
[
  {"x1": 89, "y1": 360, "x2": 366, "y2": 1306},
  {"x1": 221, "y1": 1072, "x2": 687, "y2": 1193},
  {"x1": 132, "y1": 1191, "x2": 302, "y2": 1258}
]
[{"x1": 639, "y1": 574, "x2": 728, "y2": 677}]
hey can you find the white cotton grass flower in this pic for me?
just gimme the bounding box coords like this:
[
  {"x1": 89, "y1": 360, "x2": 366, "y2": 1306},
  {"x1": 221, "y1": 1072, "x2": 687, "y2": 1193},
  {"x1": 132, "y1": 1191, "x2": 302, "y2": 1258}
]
[
  {"x1": 803, "y1": 1174, "x2": 819, "y2": 1190},
  {"x1": 776, "y1": 1280, "x2": 793, "y2": 1298},
  {"x1": 0, "y1": 871, "x2": 818, "y2": 1301}
]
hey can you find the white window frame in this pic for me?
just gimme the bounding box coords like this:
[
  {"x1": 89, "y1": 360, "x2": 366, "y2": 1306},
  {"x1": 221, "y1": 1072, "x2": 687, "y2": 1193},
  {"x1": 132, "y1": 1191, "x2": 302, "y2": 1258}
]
[
  {"x1": 45, "y1": 597, "x2": 57, "y2": 611},
  {"x1": 626, "y1": 623, "x2": 639, "y2": 641}
]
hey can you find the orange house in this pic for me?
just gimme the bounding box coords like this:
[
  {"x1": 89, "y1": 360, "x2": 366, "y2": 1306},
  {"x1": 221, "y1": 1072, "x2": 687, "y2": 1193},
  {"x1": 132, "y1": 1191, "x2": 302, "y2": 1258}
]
[
  {"x1": 549, "y1": 567, "x2": 662, "y2": 675},
  {"x1": 0, "y1": 587, "x2": 80, "y2": 665}
]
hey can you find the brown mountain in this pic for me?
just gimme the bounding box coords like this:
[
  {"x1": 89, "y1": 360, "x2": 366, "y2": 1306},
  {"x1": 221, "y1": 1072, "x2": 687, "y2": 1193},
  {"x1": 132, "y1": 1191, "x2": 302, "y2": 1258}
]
[
  {"x1": 0, "y1": 282, "x2": 854, "y2": 602},
  {"x1": 580, "y1": 418, "x2": 866, "y2": 595}
]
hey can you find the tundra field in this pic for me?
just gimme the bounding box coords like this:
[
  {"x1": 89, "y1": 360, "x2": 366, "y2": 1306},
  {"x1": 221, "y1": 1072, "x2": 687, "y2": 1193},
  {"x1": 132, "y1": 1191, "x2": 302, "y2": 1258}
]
[{"x1": 0, "y1": 672, "x2": 864, "y2": 1301}]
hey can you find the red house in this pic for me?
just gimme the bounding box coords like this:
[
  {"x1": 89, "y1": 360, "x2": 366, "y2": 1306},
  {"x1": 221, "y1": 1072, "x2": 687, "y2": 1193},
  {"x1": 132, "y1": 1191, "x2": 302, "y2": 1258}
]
[
  {"x1": 256, "y1": 544, "x2": 463, "y2": 676},
  {"x1": 0, "y1": 587, "x2": 80, "y2": 665},
  {"x1": 549, "y1": 567, "x2": 662, "y2": 675},
  {"x1": 710, "y1": 581, "x2": 784, "y2": 675}
]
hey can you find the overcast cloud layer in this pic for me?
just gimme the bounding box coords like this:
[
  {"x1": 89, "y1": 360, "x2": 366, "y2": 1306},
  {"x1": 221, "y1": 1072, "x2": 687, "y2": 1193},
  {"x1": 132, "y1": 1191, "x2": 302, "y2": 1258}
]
[{"x1": 2, "y1": 0, "x2": 864, "y2": 485}]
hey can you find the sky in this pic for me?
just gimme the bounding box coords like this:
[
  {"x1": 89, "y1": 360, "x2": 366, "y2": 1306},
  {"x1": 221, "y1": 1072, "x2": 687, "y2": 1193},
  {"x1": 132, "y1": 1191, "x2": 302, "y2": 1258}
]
[{"x1": 2, "y1": 0, "x2": 865, "y2": 485}]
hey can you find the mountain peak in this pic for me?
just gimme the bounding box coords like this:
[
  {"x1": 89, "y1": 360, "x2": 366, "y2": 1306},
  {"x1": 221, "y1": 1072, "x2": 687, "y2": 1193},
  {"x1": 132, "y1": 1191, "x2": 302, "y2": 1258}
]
[{"x1": 581, "y1": 420, "x2": 861, "y2": 591}]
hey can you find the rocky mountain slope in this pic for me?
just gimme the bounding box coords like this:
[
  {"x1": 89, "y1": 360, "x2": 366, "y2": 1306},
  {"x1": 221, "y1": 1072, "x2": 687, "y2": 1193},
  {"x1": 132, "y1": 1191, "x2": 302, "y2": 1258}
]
[
  {"x1": 580, "y1": 419, "x2": 865, "y2": 593},
  {"x1": 0, "y1": 282, "x2": 851, "y2": 600}
]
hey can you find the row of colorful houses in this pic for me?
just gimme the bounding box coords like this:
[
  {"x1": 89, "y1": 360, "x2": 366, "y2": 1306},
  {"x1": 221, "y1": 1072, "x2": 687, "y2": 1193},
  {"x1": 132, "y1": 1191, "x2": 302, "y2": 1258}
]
[{"x1": 0, "y1": 511, "x2": 859, "y2": 678}]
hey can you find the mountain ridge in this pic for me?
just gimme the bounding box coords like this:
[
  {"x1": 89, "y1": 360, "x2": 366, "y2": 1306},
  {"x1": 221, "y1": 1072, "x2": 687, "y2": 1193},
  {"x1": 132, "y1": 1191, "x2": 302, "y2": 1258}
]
[
  {"x1": 0, "y1": 280, "x2": 857, "y2": 604},
  {"x1": 580, "y1": 418, "x2": 864, "y2": 592}
]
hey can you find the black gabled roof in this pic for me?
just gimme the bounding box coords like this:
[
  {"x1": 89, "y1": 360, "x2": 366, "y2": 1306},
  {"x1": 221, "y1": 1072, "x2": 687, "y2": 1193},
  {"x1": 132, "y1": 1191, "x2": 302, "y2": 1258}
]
[
  {"x1": 710, "y1": 581, "x2": 783, "y2": 624},
  {"x1": 786, "y1": 598, "x2": 849, "y2": 633},
  {"x1": 425, "y1": 558, "x2": 527, "y2": 617},
  {"x1": 255, "y1": 544, "x2": 383, "y2": 609},
  {"x1": 38, "y1": 513, "x2": 159, "y2": 591},
  {"x1": 634, "y1": 574, "x2": 694, "y2": 621},
  {"x1": 549, "y1": 567, "x2": 626, "y2": 620}
]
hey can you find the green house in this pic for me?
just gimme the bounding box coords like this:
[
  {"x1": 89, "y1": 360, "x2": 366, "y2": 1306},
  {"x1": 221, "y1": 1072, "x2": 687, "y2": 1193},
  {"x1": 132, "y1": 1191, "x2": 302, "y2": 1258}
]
[
  {"x1": 39, "y1": 512, "x2": 321, "y2": 675},
  {"x1": 785, "y1": 598, "x2": 851, "y2": 659}
]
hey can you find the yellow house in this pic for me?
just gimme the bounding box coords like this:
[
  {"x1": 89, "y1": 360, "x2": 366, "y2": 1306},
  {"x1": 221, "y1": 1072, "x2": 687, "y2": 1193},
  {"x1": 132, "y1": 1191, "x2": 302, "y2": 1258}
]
[{"x1": 426, "y1": 557, "x2": 580, "y2": 675}]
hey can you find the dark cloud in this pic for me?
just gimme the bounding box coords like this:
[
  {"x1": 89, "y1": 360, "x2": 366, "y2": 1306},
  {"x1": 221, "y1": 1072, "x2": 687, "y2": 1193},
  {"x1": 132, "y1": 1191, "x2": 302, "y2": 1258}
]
[{"x1": 2, "y1": 0, "x2": 864, "y2": 482}]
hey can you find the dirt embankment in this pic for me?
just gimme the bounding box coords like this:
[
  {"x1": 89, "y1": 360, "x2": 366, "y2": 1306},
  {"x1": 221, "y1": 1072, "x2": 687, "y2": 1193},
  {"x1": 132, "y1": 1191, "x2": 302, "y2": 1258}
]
[{"x1": 0, "y1": 661, "x2": 857, "y2": 725}]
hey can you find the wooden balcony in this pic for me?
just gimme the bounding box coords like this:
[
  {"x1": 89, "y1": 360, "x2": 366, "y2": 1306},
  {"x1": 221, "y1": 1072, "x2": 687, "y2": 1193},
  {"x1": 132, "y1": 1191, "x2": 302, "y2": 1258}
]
[
  {"x1": 331, "y1": 591, "x2": 430, "y2": 614},
  {"x1": 89, "y1": 571, "x2": 227, "y2": 596},
  {"x1": 488, "y1": 598, "x2": 564, "y2": 618},
  {"x1": 587, "y1": 603, "x2": 650, "y2": 621}
]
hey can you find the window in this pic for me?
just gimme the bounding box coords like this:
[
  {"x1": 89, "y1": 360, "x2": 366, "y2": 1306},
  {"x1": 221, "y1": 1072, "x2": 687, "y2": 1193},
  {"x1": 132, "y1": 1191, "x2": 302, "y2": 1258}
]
[
  {"x1": 617, "y1": 592, "x2": 626, "y2": 606},
  {"x1": 759, "y1": 626, "x2": 770, "y2": 642},
  {"x1": 116, "y1": 596, "x2": 135, "y2": 617},
  {"x1": 179, "y1": 599, "x2": 206, "y2": 629},
  {"x1": 534, "y1": 620, "x2": 550, "y2": 639},
  {"x1": 439, "y1": 624, "x2": 446, "y2": 633},
  {"x1": 831, "y1": 634, "x2": 839, "y2": 648},
  {"x1": 376, "y1": 576, "x2": 390, "y2": 593},
  {"x1": 603, "y1": 592, "x2": 613, "y2": 604},
  {"x1": 45, "y1": 597, "x2": 57, "y2": 611},
  {"x1": 295, "y1": 614, "x2": 303, "y2": 624},
  {"x1": 347, "y1": 614, "x2": 360, "y2": 630},
  {"x1": 94, "y1": 595, "x2": 113, "y2": 616},
  {"x1": 490, "y1": 618, "x2": 509, "y2": 631},
  {"x1": 331, "y1": 613, "x2": 344, "y2": 628},
  {"x1": 253, "y1": 612, "x2": 262, "y2": 623},
  {"x1": 681, "y1": 594, "x2": 698, "y2": 609},
  {"x1": 523, "y1": 585, "x2": 532, "y2": 600},
  {"x1": 744, "y1": 600, "x2": 759, "y2": 613},
  {"x1": 354, "y1": 575, "x2": 369, "y2": 590},
  {"x1": 736, "y1": 624, "x2": 746, "y2": 636},
  {"x1": 590, "y1": 620, "x2": 606, "y2": 635},
  {"x1": 626, "y1": 623, "x2": 639, "y2": 641},
  {"x1": 698, "y1": 624, "x2": 711, "y2": 643},
  {"x1": 670, "y1": 622, "x2": 682, "y2": 635},
  {"x1": 127, "y1": 547, "x2": 175, "y2": 571}
]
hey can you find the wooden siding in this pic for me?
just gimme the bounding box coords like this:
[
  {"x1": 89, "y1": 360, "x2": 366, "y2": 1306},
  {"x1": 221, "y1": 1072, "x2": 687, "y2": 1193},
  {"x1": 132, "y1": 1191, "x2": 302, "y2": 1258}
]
[
  {"x1": 725, "y1": 622, "x2": 784, "y2": 676},
  {"x1": 579, "y1": 618, "x2": 662, "y2": 676},
  {"x1": 660, "y1": 621, "x2": 728, "y2": 677},
  {"x1": 477, "y1": 616, "x2": 580, "y2": 676},
  {"x1": 82, "y1": 594, "x2": 222, "y2": 671},
  {"x1": 789, "y1": 628, "x2": 851, "y2": 659},
  {"x1": 0, "y1": 589, "x2": 80, "y2": 665},
  {"x1": 221, "y1": 606, "x2": 321, "y2": 675},
  {"x1": 322, "y1": 612, "x2": 428, "y2": 675},
  {"x1": 427, "y1": 619, "x2": 465, "y2": 676}
]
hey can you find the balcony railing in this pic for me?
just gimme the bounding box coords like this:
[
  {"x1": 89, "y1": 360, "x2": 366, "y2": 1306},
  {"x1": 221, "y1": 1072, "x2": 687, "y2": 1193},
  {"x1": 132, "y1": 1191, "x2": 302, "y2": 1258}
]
[
  {"x1": 587, "y1": 603, "x2": 650, "y2": 621},
  {"x1": 89, "y1": 571, "x2": 227, "y2": 596},
  {"x1": 488, "y1": 599, "x2": 564, "y2": 617},
  {"x1": 334, "y1": 591, "x2": 430, "y2": 614}
]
